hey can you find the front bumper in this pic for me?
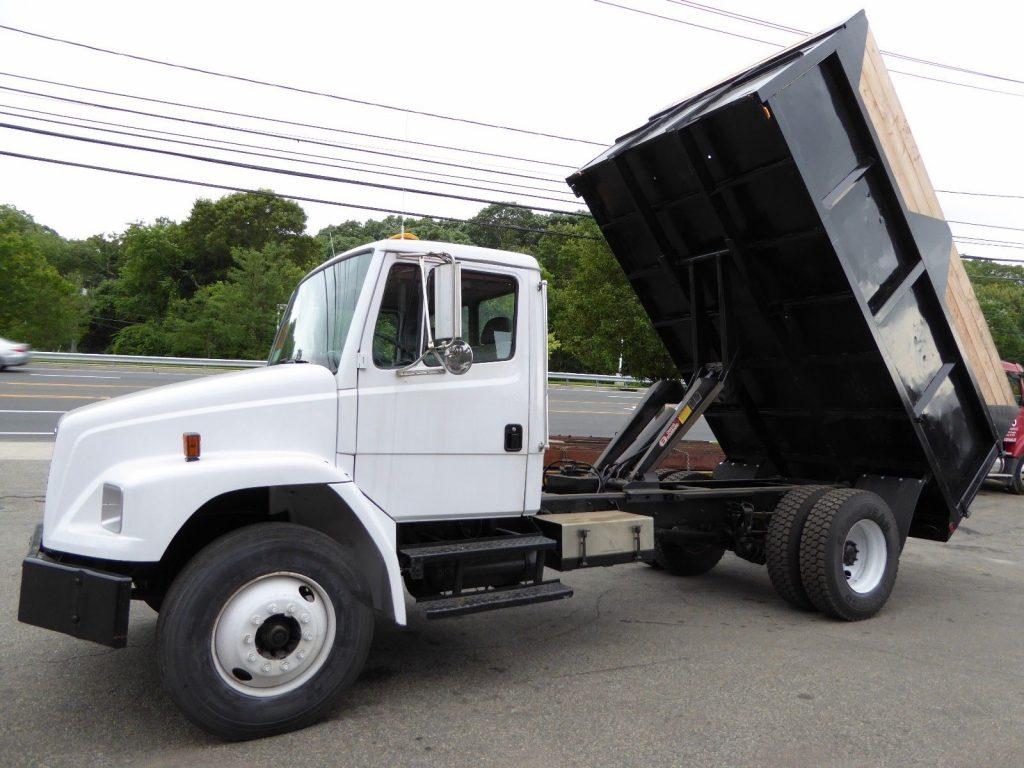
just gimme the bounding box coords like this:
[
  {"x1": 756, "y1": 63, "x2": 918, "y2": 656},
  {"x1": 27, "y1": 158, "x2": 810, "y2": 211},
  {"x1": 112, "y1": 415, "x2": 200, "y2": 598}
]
[{"x1": 18, "y1": 524, "x2": 132, "y2": 648}]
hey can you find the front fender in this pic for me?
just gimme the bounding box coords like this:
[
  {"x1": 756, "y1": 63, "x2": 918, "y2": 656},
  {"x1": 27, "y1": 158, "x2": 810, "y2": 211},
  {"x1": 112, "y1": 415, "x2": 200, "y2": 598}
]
[{"x1": 43, "y1": 451, "x2": 346, "y2": 562}]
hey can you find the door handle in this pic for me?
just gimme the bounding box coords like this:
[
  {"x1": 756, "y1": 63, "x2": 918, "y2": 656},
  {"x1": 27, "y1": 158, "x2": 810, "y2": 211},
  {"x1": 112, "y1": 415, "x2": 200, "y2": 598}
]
[{"x1": 504, "y1": 424, "x2": 523, "y2": 452}]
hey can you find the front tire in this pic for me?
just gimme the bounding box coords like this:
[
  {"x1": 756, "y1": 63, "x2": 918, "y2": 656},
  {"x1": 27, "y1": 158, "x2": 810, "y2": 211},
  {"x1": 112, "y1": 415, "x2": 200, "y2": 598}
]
[
  {"x1": 798, "y1": 489, "x2": 899, "y2": 621},
  {"x1": 157, "y1": 523, "x2": 373, "y2": 740}
]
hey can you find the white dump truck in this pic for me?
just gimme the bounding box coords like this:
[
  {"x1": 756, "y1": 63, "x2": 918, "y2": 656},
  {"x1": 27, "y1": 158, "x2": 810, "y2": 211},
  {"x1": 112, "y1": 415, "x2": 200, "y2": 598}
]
[{"x1": 18, "y1": 14, "x2": 1006, "y2": 740}]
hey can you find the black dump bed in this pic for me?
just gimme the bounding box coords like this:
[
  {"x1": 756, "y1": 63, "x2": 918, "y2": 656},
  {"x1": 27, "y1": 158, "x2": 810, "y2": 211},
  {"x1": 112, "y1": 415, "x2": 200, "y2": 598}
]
[{"x1": 568, "y1": 12, "x2": 999, "y2": 541}]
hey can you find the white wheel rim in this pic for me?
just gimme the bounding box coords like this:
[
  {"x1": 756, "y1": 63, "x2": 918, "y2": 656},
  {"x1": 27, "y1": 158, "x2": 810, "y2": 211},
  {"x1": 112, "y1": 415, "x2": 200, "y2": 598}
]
[
  {"x1": 211, "y1": 572, "x2": 336, "y2": 697},
  {"x1": 843, "y1": 519, "x2": 887, "y2": 594}
]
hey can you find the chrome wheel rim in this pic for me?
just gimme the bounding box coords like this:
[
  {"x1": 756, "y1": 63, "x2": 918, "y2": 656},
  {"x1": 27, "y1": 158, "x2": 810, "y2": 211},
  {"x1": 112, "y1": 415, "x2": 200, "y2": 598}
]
[
  {"x1": 843, "y1": 519, "x2": 887, "y2": 594},
  {"x1": 211, "y1": 572, "x2": 336, "y2": 696}
]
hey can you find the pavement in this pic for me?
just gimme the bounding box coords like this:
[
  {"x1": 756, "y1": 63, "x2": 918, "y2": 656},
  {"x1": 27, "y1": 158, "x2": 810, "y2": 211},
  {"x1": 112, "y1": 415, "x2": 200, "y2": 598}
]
[
  {"x1": 0, "y1": 363, "x2": 715, "y2": 441},
  {"x1": 3, "y1": 452, "x2": 1024, "y2": 767}
]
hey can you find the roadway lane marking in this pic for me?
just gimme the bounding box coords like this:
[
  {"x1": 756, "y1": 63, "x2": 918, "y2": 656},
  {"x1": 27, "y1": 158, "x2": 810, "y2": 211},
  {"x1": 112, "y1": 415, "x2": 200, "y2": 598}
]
[
  {"x1": 0, "y1": 381, "x2": 139, "y2": 389},
  {"x1": 28, "y1": 372, "x2": 121, "y2": 380},
  {"x1": 0, "y1": 393, "x2": 109, "y2": 400},
  {"x1": 0, "y1": 409, "x2": 67, "y2": 413}
]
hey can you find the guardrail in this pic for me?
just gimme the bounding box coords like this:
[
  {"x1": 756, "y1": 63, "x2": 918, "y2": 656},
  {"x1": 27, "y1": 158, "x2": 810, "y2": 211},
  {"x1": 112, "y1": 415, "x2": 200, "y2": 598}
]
[{"x1": 31, "y1": 351, "x2": 641, "y2": 385}]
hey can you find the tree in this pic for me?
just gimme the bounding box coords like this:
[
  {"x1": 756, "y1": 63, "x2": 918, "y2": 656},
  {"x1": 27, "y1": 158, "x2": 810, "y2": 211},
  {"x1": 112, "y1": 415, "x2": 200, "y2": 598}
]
[
  {"x1": 112, "y1": 220, "x2": 188, "y2": 323},
  {"x1": 0, "y1": 209, "x2": 84, "y2": 349},
  {"x1": 965, "y1": 260, "x2": 1024, "y2": 363},
  {"x1": 167, "y1": 243, "x2": 306, "y2": 359},
  {"x1": 541, "y1": 220, "x2": 677, "y2": 379},
  {"x1": 181, "y1": 191, "x2": 318, "y2": 286}
]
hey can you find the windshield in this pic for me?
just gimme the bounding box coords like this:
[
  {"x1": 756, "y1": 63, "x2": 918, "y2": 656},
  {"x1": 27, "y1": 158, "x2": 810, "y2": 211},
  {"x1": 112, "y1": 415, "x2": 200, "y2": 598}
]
[{"x1": 268, "y1": 251, "x2": 372, "y2": 370}]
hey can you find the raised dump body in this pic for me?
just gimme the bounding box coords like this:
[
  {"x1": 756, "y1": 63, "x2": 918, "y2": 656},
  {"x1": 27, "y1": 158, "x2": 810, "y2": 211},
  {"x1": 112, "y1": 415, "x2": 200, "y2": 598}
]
[{"x1": 568, "y1": 12, "x2": 1000, "y2": 542}]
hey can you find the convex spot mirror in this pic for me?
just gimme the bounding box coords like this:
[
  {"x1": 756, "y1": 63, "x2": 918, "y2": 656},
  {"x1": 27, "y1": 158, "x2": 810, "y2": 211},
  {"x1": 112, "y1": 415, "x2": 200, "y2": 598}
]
[{"x1": 440, "y1": 338, "x2": 473, "y2": 375}]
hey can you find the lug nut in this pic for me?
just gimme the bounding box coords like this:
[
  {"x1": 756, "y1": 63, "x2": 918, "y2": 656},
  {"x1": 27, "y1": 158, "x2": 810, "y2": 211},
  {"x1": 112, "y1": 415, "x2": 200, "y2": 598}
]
[
  {"x1": 296, "y1": 650, "x2": 306, "y2": 660},
  {"x1": 286, "y1": 603, "x2": 296, "y2": 614},
  {"x1": 243, "y1": 634, "x2": 253, "y2": 645},
  {"x1": 248, "y1": 653, "x2": 257, "y2": 663},
  {"x1": 262, "y1": 663, "x2": 272, "y2": 673},
  {"x1": 300, "y1": 613, "x2": 311, "y2": 624},
  {"x1": 250, "y1": 615, "x2": 262, "y2": 626},
  {"x1": 281, "y1": 661, "x2": 290, "y2": 671},
  {"x1": 303, "y1": 631, "x2": 313, "y2": 642},
  {"x1": 268, "y1": 603, "x2": 278, "y2": 613}
]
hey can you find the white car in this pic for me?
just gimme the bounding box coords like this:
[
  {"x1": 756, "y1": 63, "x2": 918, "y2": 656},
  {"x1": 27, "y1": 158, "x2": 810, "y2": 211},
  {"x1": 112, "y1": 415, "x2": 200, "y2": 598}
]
[{"x1": 0, "y1": 337, "x2": 31, "y2": 369}]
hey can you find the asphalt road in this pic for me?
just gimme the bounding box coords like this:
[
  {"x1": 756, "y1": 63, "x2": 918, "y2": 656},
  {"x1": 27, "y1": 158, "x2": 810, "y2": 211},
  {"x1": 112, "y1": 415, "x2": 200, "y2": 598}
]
[
  {"x1": 0, "y1": 363, "x2": 715, "y2": 442},
  {"x1": 3, "y1": 454, "x2": 1024, "y2": 766}
]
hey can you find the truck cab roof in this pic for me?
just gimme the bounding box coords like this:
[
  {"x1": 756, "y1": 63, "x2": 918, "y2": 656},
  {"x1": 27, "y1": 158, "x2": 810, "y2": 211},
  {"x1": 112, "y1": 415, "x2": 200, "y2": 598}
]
[{"x1": 317, "y1": 238, "x2": 541, "y2": 276}]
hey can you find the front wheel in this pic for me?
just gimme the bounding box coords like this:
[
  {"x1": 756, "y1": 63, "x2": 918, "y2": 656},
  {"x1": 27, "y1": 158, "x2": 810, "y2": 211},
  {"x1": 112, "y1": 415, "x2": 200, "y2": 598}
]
[{"x1": 156, "y1": 523, "x2": 373, "y2": 740}]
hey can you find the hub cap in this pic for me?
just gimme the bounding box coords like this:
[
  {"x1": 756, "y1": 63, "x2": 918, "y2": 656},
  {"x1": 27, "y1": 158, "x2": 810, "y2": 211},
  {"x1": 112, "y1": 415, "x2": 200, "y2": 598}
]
[
  {"x1": 212, "y1": 573, "x2": 335, "y2": 696},
  {"x1": 842, "y1": 519, "x2": 887, "y2": 594}
]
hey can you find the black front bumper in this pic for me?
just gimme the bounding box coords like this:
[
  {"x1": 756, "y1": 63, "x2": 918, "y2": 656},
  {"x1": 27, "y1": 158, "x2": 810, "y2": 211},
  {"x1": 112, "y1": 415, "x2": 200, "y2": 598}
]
[{"x1": 18, "y1": 524, "x2": 132, "y2": 648}]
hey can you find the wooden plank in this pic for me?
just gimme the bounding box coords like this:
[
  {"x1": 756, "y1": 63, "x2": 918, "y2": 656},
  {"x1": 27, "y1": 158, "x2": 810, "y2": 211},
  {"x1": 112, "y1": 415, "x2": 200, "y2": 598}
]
[{"x1": 858, "y1": 30, "x2": 1014, "y2": 407}]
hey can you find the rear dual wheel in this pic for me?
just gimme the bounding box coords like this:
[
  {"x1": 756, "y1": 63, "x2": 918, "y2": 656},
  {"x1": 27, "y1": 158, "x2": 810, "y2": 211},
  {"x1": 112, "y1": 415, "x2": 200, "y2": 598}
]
[{"x1": 768, "y1": 487, "x2": 900, "y2": 621}]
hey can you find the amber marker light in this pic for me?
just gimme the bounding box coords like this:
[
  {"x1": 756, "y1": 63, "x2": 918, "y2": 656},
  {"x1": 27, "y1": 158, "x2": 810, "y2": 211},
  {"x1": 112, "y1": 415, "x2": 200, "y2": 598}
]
[{"x1": 183, "y1": 432, "x2": 201, "y2": 462}]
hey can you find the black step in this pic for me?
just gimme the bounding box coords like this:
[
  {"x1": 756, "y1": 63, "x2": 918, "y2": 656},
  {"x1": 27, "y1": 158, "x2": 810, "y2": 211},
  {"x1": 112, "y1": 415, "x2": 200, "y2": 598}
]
[
  {"x1": 419, "y1": 580, "x2": 573, "y2": 619},
  {"x1": 399, "y1": 534, "x2": 556, "y2": 571}
]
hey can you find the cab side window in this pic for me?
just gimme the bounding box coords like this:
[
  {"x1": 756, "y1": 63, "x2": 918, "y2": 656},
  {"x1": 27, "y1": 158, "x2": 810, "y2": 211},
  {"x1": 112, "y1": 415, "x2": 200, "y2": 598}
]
[
  {"x1": 373, "y1": 263, "x2": 424, "y2": 368},
  {"x1": 463, "y1": 271, "x2": 516, "y2": 363},
  {"x1": 371, "y1": 263, "x2": 517, "y2": 368}
]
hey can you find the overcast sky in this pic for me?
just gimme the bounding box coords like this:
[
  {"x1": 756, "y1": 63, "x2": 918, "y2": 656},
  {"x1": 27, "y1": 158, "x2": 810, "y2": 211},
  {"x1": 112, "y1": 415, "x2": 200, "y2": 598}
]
[{"x1": 1, "y1": 0, "x2": 1023, "y2": 261}]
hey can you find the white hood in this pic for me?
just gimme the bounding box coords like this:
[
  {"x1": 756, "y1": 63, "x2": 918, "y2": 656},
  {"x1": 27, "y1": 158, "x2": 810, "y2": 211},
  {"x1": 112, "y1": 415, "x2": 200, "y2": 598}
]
[{"x1": 44, "y1": 364, "x2": 340, "y2": 556}]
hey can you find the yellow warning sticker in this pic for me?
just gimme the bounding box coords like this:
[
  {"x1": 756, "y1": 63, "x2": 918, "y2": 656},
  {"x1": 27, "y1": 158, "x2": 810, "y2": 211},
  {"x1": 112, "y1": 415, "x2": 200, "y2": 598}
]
[{"x1": 678, "y1": 405, "x2": 693, "y2": 423}]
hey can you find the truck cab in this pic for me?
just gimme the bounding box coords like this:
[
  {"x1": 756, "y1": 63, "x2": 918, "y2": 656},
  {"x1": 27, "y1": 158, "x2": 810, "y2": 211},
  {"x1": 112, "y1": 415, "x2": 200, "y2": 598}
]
[{"x1": 988, "y1": 361, "x2": 1024, "y2": 493}]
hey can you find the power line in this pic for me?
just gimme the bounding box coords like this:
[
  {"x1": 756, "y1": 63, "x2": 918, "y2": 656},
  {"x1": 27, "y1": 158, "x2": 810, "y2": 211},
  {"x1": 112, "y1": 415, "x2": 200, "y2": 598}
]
[
  {"x1": 0, "y1": 103, "x2": 574, "y2": 198},
  {"x1": 938, "y1": 189, "x2": 1024, "y2": 200},
  {"x1": 663, "y1": 0, "x2": 1024, "y2": 89},
  {"x1": 0, "y1": 71, "x2": 580, "y2": 170},
  {"x1": 0, "y1": 149, "x2": 602, "y2": 241},
  {"x1": 0, "y1": 22, "x2": 607, "y2": 147},
  {"x1": 0, "y1": 107, "x2": 581, "y2": 205},
  {"x1": 600, "y1": 1, "x2": 1024, "y2": 100},
  {"x1": 0, "y1": 121, "x2": 590, "y2": 217},
  {"x1": 948, "y1": 219, "x2": 1024, "y2": 234},
  {"x1": 0, "y1": 83, "x2": 569, "y2": 184}
]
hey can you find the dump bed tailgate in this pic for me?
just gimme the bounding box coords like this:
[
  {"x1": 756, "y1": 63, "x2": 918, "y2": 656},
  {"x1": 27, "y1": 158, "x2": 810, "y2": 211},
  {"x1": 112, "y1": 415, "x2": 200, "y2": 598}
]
[{"x1": 568, "y1": 13, "x2": 999, "y2": 541}]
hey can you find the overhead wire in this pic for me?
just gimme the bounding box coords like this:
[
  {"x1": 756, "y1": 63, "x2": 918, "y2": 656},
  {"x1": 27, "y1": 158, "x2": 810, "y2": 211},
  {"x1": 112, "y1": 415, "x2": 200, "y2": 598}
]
[
  {"x1": 0, "y1": 121, "x2": 590, "y2": 217},
  {"x1": 0, "y1": 71, "x2": 581, "y2": 170},
  {"x1": 0, "y1": 106, "x2": 582, "y2": 205},
  {"x1": 0, "y1": 149, "x2": 603, "y2": 241},
  {"x1": 0, "y1": 84, "x2": 570, "y2": 184},
  {"x1": 0, "y1": 22, "x2": 607, "y2": 146}
]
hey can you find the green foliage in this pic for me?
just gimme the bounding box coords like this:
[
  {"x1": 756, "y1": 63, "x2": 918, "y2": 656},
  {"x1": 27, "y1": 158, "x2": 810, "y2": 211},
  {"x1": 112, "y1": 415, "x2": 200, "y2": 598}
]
[
  {"x1": 964, "y1": 260, "x2": 1024, "y2": 363},
  {"x1": 0, "y1": 206, "x2": 85, "y2": 349},
  {"x1": 539, "y1": 220, "x2": 678, "y2": 379},
  {"x1": 166, "y1": 243, "x2": 306, "y2": 359}
]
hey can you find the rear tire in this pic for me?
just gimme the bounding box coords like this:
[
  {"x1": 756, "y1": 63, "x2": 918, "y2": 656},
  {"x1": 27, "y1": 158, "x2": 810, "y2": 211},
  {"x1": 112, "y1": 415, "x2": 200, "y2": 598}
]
[
  {"x1": 798, "y1": 489, "x2": 899, "y2": 621},
  {"x1": 765, "y1": 485, "x2": 830, "y2": 610},
  {"x1": 157, "y1": 523, "x2": 373, "y2": 740},
  {"x1": 1010, "y1": 457, "x2": 1024, "y2": 495}
]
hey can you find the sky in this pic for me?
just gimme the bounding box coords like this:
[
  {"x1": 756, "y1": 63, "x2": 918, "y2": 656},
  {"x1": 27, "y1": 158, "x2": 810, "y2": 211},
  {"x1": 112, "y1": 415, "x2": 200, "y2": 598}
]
[{"x1": 1, "y1": 0, "x2": 1023, "y2": 262}]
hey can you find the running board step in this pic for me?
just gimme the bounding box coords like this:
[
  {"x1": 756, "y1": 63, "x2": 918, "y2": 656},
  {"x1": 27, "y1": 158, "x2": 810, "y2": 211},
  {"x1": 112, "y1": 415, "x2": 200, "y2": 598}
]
[
  {"x1": 399, "y1": 534, "x2": 556, "y2": 578},
  {"x1": 418, "y1": 580, "x2": 573, "y2": 619}
]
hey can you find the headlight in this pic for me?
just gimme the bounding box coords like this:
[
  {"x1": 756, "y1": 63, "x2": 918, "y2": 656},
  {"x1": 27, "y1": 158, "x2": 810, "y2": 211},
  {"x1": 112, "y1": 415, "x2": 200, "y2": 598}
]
[{"x1": 101, "y1": 483, "x2": 124, "y2": 534}]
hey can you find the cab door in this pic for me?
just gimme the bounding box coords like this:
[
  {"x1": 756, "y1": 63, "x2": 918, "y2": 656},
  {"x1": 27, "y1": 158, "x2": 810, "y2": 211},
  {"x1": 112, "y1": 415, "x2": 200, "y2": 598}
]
[{"x1": 354, "y1": 254, "x2": 533, "y2": 521}]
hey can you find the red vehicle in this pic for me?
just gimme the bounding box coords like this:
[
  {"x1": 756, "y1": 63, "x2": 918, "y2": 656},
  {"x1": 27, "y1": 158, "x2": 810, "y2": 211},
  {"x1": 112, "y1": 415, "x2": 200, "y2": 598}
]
[{"x1": 988, "y1": 361, "x2": 1024, "y2": 493}]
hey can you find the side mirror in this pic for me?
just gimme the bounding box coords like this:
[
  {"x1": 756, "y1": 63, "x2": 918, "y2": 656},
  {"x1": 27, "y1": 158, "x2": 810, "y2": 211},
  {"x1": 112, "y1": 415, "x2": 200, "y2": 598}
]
[
  {"x1": 432, "y1": 261, "x2": 462, "y2": 342},
  {"x1": 441, "y1": 338, "x2": 473, "y2": 375}
]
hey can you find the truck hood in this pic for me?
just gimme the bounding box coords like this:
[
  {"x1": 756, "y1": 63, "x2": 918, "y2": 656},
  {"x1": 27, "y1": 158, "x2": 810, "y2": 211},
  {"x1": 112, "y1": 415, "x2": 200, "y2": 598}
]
[{"x1": 44, "y1": 364, "x2": 339, "y2": 548}]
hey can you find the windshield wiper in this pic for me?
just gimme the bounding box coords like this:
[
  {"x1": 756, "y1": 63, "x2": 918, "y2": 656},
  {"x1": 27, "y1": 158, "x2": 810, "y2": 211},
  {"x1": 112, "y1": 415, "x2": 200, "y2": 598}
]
[{"x1": 275, "y1": 357, "x2": 310, "y2": 365}]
